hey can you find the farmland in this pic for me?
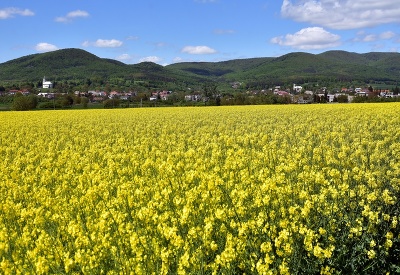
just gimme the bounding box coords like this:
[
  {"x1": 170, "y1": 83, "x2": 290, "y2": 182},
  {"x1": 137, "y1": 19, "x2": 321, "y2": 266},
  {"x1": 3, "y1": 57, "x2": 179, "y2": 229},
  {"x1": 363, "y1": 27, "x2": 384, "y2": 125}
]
[{"x1": 0, "y1": 104, "x2": 399, "y2": 274}]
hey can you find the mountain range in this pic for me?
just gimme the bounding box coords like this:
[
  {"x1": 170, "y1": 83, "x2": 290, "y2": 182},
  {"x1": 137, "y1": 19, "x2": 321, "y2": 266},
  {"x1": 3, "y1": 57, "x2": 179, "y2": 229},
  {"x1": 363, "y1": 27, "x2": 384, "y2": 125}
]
[{"x1": 1, "y1": 48, "x2": 399, "y2": 88}]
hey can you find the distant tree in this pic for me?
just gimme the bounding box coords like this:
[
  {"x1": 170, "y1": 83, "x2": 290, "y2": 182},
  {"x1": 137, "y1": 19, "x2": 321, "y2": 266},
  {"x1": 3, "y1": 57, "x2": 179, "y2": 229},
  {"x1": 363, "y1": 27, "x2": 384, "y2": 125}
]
[
  {"x1": 12, "y1": 94, "x2": 37, "y2": 111},
  {"x1": 336, "y1": 94, "x2": 349, "y2": 103},
  {"x1": 21, "y1": 82, "x2": 34, "y2": 90},
  {"x1": 105, "y1": 84, "x2": 112, "y2": 93},
  {"x1": 234, "y1": 93, "x2": 246, "y2": 105},
  {"x1": 215, "y1": 96, "x2": 221, "y2": 106},
  {"x1": 392, "y1": 86, "x2": 400, "y2": 95},
  {"x1": 81, "y1": 97, "x2": 89, "y2": 108},
  {"x1": 203, "y1": 82, "x2": 218, "y2": 105},
  {"x1": 277, "y1": 95, "x2": 292, "y2": 104},
  {"x1": 73, "y1": 95, "x2": 81, "y2": 105},
  {"x1": 0, "y1": 95, "x2": 14, "y2": 104},
  {"x1": 103, "y1": 98, "x2": 119, "y2": 108},
  {"x1": 60, "y1": 95, "x2": 74, "y2": 108}
]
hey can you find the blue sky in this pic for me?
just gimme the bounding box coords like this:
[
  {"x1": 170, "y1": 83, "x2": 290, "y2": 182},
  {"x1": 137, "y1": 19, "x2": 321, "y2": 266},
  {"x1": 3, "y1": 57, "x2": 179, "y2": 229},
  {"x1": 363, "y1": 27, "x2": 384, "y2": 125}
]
[{"x1": 1, "y1": 0, "x2": 400, "y2": 65}]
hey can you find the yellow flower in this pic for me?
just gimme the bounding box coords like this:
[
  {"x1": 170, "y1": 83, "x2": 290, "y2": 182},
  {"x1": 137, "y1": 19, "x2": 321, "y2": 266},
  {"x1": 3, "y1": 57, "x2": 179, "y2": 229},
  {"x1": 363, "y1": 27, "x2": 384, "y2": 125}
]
[
  {"x1": 320, "y1": 266, "x2": 335, "y2": 275},
  {"x1": 382, "y1": 189, "x2": 396, "y2": 205},
  {"x1": 367, "y1": 249, "x2": 376, "y2": 259},
  {"x1": 370, "y1": 239, "x2": 376, "y2": 248}
]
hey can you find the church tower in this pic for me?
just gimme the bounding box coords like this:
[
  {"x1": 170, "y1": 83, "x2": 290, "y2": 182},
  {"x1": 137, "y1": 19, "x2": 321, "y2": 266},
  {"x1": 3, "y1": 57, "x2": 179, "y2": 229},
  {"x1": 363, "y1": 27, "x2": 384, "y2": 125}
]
[{"x1": 42, "y1": 76, "x2": 53, "y2": 89}]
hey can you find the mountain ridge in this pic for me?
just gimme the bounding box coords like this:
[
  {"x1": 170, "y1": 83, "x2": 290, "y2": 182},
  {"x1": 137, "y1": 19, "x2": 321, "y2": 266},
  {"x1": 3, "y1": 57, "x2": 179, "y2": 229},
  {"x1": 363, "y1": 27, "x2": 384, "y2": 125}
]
[{"x1": 1, "y1": 48, "x2": 399, "y2": 88}]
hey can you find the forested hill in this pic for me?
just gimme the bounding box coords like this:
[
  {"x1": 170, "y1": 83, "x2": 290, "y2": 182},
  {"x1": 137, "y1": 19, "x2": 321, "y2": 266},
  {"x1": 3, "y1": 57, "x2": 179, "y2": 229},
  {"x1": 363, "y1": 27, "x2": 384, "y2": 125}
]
[
  {"x1": 168, "y1": 51, "x2": 400, "y2": 85},
  {"x1": 0, "y1": 48, "x2": 190, "y2": 85},
  {"x1": 1, "y1": 48, "x2": 400, "y2": 87}
]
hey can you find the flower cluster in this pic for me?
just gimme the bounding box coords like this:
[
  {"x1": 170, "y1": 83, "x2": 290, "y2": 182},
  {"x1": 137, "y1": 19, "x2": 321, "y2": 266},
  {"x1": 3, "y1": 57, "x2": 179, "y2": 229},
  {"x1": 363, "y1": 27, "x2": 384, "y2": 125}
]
[{"x1": 0, "y1": 104, "x2": 399, "y2": 274}]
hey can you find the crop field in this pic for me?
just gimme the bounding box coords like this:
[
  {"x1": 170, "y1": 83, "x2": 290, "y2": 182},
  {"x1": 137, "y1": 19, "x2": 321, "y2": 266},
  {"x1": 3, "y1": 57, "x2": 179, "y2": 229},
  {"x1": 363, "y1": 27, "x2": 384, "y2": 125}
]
[{"x1": 0, "y1": 104, "x2": 399, "y2": 274}]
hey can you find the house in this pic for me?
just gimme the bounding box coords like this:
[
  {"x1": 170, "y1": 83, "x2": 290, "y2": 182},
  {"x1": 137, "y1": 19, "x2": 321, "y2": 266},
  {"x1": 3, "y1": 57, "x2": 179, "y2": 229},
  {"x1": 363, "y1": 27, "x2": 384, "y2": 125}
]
[
  {"x1": 274, "y1": 90, "x2": 290, "y2": 96},
  {"x1": 326, "y1": 94, "x2": 335, "y2": 103},
  {"x1": 296, "y1": 96, "x2": 313, "y2": 104},
  {"x1": 150, "y1": 90, "x2": 171, "y2": 101},
  {"x1": 185, "y1": 94, "x2": 202, "y2": 101},
  {"x1": 119, "y1": 94, "x2": 130, "y2": 100},
  {"x1": 296, "y1": 91, "x2": 314, "y2": 104},
  {"x1": 42, "y1": 77, "x2": 53, "y2": 89},
  {"x1": 355, "y1": 88, "x2": 362, "y2": 93},
  {"x1": 38, "y1": 92, "x2": 55, "y2": 99},
  {"x1": 8, "y1": 90, "x2": 19, "y2": 95},
  {"x1": 89, "y1": 91, "x2": 107, "y2": 97},
  {"x1": 293, "y1": 84, "x2": 302, "y2": 93},
  {"x1": 304, "y1": 90, "x2": 314, "y2": 95},
  {"x1": 274, "y1": 86, "x2": 281, "y2": 92},
  {"x1": 355, "y1": 90, "x2": 369, "y2": 97},
  {"x1": 109, "y1": 91, "x2": 120, "y2": 98}
]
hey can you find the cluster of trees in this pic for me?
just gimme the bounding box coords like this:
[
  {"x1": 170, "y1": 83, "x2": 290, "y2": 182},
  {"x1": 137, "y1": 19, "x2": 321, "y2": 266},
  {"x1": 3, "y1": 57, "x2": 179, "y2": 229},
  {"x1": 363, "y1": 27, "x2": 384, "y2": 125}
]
[
  {"x1": 12, "y1": 94, "x2": 38, "y2": 111},
  {"x1": 0, "y1": 93, "x2": 81, "y2": 111}
]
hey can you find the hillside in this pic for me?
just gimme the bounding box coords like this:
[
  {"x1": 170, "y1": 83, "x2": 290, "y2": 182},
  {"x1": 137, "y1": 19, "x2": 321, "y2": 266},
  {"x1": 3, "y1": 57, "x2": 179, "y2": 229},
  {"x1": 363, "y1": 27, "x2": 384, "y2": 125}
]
[
  {"x1": 1, "y1": 48, "x2": 399, "y2": 88},
  {"x1": 168, "y1": 51, "x2": 400, "y2": 84},
  {"x1": 0, "y1": 49, "x2": 128, "y2": 81},
  {"x1": 0, "y1": 48, "x2": 201, "y2": 86}
]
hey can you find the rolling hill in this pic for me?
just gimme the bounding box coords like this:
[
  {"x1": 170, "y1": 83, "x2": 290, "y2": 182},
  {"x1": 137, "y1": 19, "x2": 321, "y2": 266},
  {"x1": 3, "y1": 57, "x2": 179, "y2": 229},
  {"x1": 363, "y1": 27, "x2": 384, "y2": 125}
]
[
  {"x1": 168, "y1": 51, "x2": 400, "y2": 84},
  {"x1": 1, "y1": 48, "x2": 399, "y2": 88}
]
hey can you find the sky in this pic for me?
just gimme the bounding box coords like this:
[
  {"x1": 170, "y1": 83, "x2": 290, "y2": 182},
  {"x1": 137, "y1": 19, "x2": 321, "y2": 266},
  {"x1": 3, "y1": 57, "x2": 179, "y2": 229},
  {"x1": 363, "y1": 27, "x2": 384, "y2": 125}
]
[{"x1": 1, "y1": 0, "x2": 400, "y2": 65}]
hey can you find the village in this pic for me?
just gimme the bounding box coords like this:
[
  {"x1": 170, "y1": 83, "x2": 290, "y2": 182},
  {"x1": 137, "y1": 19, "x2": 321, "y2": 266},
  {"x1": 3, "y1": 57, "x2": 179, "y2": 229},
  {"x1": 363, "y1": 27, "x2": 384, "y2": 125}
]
[{"x1": 1, "y1": 77, "x2": 400, "y2": 109}]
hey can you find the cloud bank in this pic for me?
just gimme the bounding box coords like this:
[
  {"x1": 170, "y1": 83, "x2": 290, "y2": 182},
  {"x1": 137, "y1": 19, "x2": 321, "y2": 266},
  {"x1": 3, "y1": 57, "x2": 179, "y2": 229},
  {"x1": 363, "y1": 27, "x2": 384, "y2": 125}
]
[
  {"x1": 82, "y1": 39, "x2": 123, "y2": 48},
  {"x1": 181, "y1": 46, "x2": 217, "y2": 54},
  {"x1": 271, "y1": 27, "x2": 341, "y2": 50},
  {"x1": 35, "y1": 43, "x2": 59, "y2": 52},
  {"x1": 55, "y1": 10, "x2": 89, "y2": 22},
  {"x1": 139, "y1": 56, "x2": 162, "y2": 63},
  {"x1": 281, "y1": 0, "x2": 400, "y2": 29},
  {"x1": 0, "y1": 7, "x2": 34, "y2": 19}
]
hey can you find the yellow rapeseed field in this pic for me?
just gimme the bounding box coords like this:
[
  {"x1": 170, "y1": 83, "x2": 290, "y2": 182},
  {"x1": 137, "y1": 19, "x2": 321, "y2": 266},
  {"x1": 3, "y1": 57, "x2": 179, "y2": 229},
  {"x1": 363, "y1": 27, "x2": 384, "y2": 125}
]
[{"x1": 0, "y1": 104, "x2": 399, "y2": 274}]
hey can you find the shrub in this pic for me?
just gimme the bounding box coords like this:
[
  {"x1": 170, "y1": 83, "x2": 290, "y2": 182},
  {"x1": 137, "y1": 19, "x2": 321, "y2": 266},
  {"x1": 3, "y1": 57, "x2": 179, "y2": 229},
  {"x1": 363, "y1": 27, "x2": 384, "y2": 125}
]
[{"x1": 12, "y1": 94, "x2": 37, "y2": 111}]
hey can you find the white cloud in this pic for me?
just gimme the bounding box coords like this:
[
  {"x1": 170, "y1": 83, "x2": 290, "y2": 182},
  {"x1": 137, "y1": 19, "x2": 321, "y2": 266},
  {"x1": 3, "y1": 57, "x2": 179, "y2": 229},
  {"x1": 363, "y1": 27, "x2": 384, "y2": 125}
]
[
  {"x1": 35, "y1": 43, "x2": 59, "y2": 52},
  {"x1": 82, "y1": 39, "x2": 123, "y2": 48},
  {"x1": 380, "y1": 31, "x2": 396, "y2": 40},
  {"x1": 116, "y1": 54, "x2": 134, "y2": 62},
  {"x1": 0, "y1": 7, "x2": 34, "y2": 19},
  {"x1": 181, "y1": 45, "x2": 217, "y2": 54},
  {"x1": 363, "y1": 34, "x2": 377, "y2": 42},
  {"x1": 95, "y1": 39, "x2": 123, "y2": 47},
  {"x1": 354, "y1": 30, "x2": 396, "y2": 42},
  {"x1": 271, "y1": 27, "x2": 341, "y2": 50},
  {"x1": 55, "y1": 10, "x2": 89, "y2": 22},
  {"x1": 281, "y1": 0, "x2": 400, "y2": 29},
  {"x1": 139, "y1": 56, "x2": 162, "y2": 63}
]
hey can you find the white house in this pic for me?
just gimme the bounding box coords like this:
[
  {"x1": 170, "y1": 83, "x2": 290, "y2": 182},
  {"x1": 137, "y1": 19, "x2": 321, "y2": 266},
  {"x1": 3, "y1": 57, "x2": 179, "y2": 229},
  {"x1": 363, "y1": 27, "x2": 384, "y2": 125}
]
[
  {"x1": 293, "y1": 84, "x2": 302, "y2": 93},
  {"x1": 42, "y1": 77, "x2": 53, "y2": 89}
]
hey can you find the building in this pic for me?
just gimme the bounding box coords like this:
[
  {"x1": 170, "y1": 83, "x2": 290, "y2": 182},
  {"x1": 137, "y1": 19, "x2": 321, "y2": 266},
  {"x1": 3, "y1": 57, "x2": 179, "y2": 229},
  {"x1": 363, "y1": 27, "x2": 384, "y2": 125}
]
[
  {"x1": 293, "y1": 84, "x2": 303, "y2": 93},
  {"x1": 42, "y1": 77, "x2": 53, "y2": 89}
]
